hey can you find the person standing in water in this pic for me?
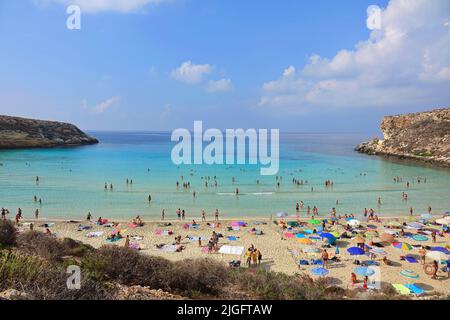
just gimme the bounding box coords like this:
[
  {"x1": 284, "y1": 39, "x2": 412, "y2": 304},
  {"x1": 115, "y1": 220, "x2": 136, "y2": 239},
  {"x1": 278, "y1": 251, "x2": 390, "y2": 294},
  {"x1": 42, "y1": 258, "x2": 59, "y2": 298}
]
[
  {"x1": 35, "y1": 209, "x2": 39, "y2": 220},
  {"x1": 215, "y1": 209, "x2": 219, "y2": 221},
  {"x1": 201, "y1": 210, "x2": 206, "y2": 222},
  {"x1": 87, "y1": 212, "x2": 92, "y2": 222},
  {"x1": 161, "y1": 209, "x2": 165, "y2": 220},
  {"x1": 148, "y1": 194, "x2": 152, "y2": 203}
]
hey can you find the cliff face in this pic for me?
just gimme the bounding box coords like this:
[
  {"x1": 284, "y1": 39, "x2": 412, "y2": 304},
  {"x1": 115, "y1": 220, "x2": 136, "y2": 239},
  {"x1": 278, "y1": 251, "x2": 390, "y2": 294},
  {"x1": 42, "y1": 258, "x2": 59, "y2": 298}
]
[
  {"x1": 0, "y1": 115, "x2": 98, "y2": 149},
  {"x1": 356, "y1": 108, "x2": 450, "y2": 167}
]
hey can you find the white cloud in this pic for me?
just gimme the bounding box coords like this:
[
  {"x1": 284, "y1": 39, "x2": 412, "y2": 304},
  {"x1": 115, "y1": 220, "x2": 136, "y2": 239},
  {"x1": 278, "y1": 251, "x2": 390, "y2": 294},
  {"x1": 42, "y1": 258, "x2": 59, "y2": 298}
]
[
  {"x1": 171, "y1": 61, "x2": 213, "y2": 84},
  {"x1": 259, "y1": 0, "x2": 450, "y2": 113},
  {"x1": 33, "y1": 0, "x2": 169, "y2": 13},
  {"x1": 205, "y1": 78, "x2": 233, "y2": 93},
  {"x1": 93, "y1": 96, "x2": 120, "y2": 113}
]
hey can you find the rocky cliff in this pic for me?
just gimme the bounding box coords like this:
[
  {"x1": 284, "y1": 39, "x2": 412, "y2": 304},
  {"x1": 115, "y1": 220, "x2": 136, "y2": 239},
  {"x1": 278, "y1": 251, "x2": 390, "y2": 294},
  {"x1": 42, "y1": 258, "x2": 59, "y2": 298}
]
[
  {"x1": 355, "y1": 108, "x2": 450, "y2": 167},
  {"x1": 0, "y1": 115, "x2": 98, "y2": 149}
]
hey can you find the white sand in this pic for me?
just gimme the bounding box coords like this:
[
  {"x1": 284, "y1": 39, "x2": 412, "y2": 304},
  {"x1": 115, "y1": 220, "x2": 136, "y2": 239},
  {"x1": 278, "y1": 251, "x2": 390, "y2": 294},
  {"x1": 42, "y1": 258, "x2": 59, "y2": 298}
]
[{"x1": 18, "y1": 215, "x2": 450, "y2": 295}]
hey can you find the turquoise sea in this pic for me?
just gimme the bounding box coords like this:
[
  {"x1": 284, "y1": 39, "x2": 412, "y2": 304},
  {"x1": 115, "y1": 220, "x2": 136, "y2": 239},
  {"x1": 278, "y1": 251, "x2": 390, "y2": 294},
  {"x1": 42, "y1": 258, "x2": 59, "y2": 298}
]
[{"x1": 0, "y1": 132, "x2": 449, "y2": 220}]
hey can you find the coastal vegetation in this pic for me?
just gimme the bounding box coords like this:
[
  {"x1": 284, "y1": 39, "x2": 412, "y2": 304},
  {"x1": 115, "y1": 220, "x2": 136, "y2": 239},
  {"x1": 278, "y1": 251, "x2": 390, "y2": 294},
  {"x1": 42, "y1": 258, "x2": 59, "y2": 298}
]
[{"x1": 1, "y1": 222, "x2": 441, "y2": 301}]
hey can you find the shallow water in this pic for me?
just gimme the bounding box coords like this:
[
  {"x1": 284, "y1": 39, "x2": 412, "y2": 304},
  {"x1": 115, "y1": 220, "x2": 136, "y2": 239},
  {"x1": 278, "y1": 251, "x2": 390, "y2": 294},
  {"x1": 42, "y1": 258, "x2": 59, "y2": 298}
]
[{"x1": 0, "y1": 132, "x2": 449, "y2": 220}]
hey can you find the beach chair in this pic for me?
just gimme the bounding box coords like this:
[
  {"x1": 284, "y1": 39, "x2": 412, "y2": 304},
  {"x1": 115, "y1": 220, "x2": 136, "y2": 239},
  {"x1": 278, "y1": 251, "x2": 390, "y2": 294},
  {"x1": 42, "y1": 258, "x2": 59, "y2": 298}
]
[
  {"x1": 404, "y1": 284, "x2": 425, "y2": 295},
  {"x1": 392, "y1": 284, "x2": 411, "y2": 295}
]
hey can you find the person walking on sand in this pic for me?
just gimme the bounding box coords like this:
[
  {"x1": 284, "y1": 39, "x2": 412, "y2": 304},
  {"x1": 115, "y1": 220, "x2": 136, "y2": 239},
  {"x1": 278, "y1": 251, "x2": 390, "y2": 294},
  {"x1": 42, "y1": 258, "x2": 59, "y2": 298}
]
[
  {"x1": 214, "y1": 209, "x2": 219, "y2": 221},
  {"x1": 252, "y1": 249, "x2": 258, "y2": 266},
  {"x1": 124, "y1": 235, "x2": 130, "y2": 248},
  {"x1": 432, "y1": 260, "x2": 438, "y2": 279},
  {"x1": 431, "y1": 230, "x2": 437, "y2": 243},
  {"x1": 322, "y1": 249, "x2": 329, "y2": 269},
  {"x1": 257, "y1": 249, "x2": 262, "y2": 265},
  {"x1": 246, "y1": 248, "x2": 252, "y2": 267},
  {"x1": 419, "y1": 246, "x2": 426, "y2": 264},
  {"x1": 201, "y1": 210, "x2": 206, "y2": 222}
]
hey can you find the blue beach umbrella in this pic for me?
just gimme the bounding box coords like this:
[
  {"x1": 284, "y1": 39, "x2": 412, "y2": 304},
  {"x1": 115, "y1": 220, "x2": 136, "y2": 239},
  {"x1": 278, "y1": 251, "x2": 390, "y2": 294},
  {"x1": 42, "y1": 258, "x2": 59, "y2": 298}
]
[
  {"x1": 353, "y1": 266, "x2": 375, "y2": 277},
  {"x1": 431, "y1": 247, "x2": 450, "y2": 254},
  {"x1": 320, "y1": 232, "x2": 336, "y2": 245},
  {"x1": 311, "y1": 267, "x2": 329, "y2": 277},
  {"x1": 347, "y1": 247, "x2": 365, "y2": 255}
]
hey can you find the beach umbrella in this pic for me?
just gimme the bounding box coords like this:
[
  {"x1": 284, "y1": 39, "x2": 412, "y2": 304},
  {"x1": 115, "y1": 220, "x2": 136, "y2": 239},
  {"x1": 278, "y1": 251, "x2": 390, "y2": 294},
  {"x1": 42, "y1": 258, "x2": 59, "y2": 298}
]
[
  {"x1": 370, "y1": 247, "x2": 386, "y2": 255},
  {"x1": 351, "y1": 235, "x2": 366, "y2": 244},
  {"x1": 302, "y1": 246, "x2": 320, "y2": 253},
  {"x1": 330, "y1": 231, "x2": 340, "y2": 238},
  {"x1": 407, "y1": 222, "x2": 424, "y2": 229},
  {"x1": 320, "y1": 232, "x2": 336, "y2": 244},
  {"x1": 287, "y1": 221, "x2": 299, "y2": 227},
  {"x1": 430, "y1": 247, "x2": 450, "y2": 254},
  {"x1": 297, "y1": 237, "x2": 313, "y2": 245},
  {"x1": 347, "y1": 247, "x2": 365, "y2": 255},
  {"x1": 412, "y1": 234, "x2": 429, "y2": 242},
  {"x1": 276, "y1": 212, "x2": 288, "y2": 218},
  {"x1": 308, "y1": 219, "x2": 321, "y2": 225},
  {"x1": 399, "y1": 270, "x2": 419, "y2": 279},
  {"x1": 347, "y1": 219, "x2": 360, "y2": 227},
  {"x1": 311, "y1": 267, "x2": 329, "y2": 277},
  {"x1": 436, "y1": 218, "x2": 450, "y2": 226},
  {"x1": 392, "y1": 242, "x2": 413, "y2": 251},
  {"x1": 354, "y1": 266, "x2": 375, "y2": 277},
  {"x1": 386, "y1": 221, "x2": 402, "y2": 227},
  {"x1": 380, "y1": 233, "x2": 395, "y2": 243},
  {"x1": 426, "y1": 251, "x2": 448, "y2": 262},
  {"x1": 420, "y1": 213, "x2": 433, "y2": 220},
  {"x1": 295, "y1": 233, "x2": 305, "y2": 239}
]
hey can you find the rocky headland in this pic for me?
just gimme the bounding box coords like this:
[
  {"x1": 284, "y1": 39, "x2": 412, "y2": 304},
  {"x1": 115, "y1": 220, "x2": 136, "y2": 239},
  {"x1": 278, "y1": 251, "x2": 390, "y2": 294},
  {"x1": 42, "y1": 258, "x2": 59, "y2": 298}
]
[
  {"x1": 355, "y1": 108, "x2": 450, "y2": 167},
  {"x1": 0, "y1": 115, "x2": 98, "y2": 149}
]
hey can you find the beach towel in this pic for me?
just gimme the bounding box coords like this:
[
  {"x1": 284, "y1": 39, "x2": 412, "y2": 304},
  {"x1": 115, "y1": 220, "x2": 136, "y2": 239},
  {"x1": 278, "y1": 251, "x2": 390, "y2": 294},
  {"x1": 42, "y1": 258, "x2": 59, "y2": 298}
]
[
  {"x1": 392, "y1": 284, "x2": 411, "y2": 295},
  {"x1": 405, "y1": 256, "x2": 418, "y2": 263},
  {"x1": 40, "y1": 223, "x2": 55, "y2": 228},
  {"x1": 78, "y1": 225, "x2": 92, "y2": 231},
  {"x1": 86, "y1": 231, "x2": 103, "y2": 238},
  {"x1": 298, "y1": 260, "x2": 309, "y2": 265},
  {"x1": 128, "y1": 243, "x2": 143, "y2": 250},
  {"x1": 310, "y1": 259, "x2": 323, "y2": 265},
  {"x1": 159, "y1": 244, "x2": 178, "y2": 252},
  {"x1": 106, "y1": 237, "x2": 121, "y2": 243},
  {"x1": 284, "y1": 232, "x2": 294, "y2": 238},
  {"x1": 201, "y1": 246, "x2": 210, "y2": 253},
  {"x1": 218, "y1": 245, "x2": 244, "y2": 255},
  {"x1": 227, "y1": 236, "x2": 238, "y2": 241},
  {"x1": 131, "y1": 236, "x2": 144, "y2": 241},
  {"x1": 128, "y1": 223, "x2": 138, "y2": 228},
  {"x1": 404, "y1": 284, "x2": 425, "y2": 295},
  {"x1": 155, "y1": 229, "x2": 172, "y2": 236},
  {"x1": 188, "y1": 236, "x2": 206, "y2": 241}
]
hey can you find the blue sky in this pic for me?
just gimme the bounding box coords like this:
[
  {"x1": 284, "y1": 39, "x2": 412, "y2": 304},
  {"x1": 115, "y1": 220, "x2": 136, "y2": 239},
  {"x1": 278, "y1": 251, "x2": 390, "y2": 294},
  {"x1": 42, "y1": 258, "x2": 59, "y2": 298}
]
[{"x1": 0, "y1": 0, "x2": 449, "y2": 132}]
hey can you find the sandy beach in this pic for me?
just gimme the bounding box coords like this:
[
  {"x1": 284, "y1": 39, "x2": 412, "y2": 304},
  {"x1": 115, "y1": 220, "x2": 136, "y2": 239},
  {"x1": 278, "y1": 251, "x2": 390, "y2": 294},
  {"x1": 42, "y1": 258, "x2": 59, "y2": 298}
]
[{"x1": 16, "y1": 213, "x2": 450, "y2": 296}]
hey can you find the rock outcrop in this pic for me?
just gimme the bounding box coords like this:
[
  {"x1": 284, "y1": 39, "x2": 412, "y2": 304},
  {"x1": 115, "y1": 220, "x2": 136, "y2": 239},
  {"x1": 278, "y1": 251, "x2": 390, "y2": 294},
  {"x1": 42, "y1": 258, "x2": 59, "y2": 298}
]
[
  {"x1": 355, "y1": 108, "x2": 450, "y2": 167},
  {"x1": 0, "y1": 115, "x2": 98, "y2": 149}
]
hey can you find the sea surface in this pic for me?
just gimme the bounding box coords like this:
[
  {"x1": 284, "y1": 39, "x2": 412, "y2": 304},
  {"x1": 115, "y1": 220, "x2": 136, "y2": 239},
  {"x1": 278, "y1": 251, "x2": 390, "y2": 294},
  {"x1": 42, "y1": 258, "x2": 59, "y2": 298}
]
[{"x1": 0, "y1": 132, "x2": 449, "y2": 220}]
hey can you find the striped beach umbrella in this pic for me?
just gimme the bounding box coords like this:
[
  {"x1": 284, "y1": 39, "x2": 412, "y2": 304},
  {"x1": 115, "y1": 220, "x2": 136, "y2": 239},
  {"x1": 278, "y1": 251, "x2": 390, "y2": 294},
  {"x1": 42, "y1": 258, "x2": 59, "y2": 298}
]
[
  {"x1": 400, "y1": 270, "x2": 419, "y2": 279},
  {"x1": 393, "y1": 242, "x2": 413, "y2": 251},
  {"x1": 319, "y1": 232, "x2": 336, "y2": 244}
]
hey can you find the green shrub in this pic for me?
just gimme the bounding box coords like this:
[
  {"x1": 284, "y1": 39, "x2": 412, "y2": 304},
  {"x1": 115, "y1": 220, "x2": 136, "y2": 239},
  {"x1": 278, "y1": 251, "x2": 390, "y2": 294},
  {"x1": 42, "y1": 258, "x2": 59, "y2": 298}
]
[{"x1": 0, "y1": 220, "x2": 17, "y2": 247}]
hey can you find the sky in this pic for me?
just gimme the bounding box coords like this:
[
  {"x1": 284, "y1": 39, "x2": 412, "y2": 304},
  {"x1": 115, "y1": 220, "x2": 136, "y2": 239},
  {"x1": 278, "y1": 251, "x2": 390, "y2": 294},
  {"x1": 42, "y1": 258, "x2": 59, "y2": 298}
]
[{"x1": 0, "y1": 0, "x2": 449, "y2": 133}]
